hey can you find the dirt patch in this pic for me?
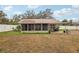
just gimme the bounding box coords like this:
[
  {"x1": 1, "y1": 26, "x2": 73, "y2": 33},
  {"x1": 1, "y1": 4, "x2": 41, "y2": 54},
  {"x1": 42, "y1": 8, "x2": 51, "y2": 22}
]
[{"x1": 0, "y1": 31, "x2": 79, "y2": 53}]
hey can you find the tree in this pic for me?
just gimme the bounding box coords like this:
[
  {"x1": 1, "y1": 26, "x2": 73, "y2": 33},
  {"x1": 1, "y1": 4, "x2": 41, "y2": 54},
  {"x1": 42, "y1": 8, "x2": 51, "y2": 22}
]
[
  {"x1": 23, "y1": 10, "x2": 36, "y2": 19},
  {"x1": 0, "y1": 10, "x2": 8, "y2": 24},
  {"x1": 11, "y1": 14, "x2": 22, "y2": 24},
  {"x1": 62, "y1": 19, "x2": 68, "y2": 22},
  {"x1": 0, "y1": 11, "x2": 6, "y2": 17},
  {"x1": 36, "y1": 11, "x2": 43, "y2": 19},
  {"x1": 36, "y1": 9, "x2": 53, "y2": 19},
  {"x1": 62, "y1": 19, "x2": 68, "y2": 25},
  {"x1": 42, "y1": 9, "x2": 53, "y2": 19},
  {"x1": 22, "y1": 9, "x2": 54, "y2": 19},
  {"x1": 13, "y1": 14, "x2": 22, "y2": 21}
]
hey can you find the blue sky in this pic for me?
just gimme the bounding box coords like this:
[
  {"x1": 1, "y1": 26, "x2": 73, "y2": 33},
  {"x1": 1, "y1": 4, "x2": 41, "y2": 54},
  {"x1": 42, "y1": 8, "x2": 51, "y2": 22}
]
[{"x1": 0, "y1": 5, "x2": 79, "y2": 21}]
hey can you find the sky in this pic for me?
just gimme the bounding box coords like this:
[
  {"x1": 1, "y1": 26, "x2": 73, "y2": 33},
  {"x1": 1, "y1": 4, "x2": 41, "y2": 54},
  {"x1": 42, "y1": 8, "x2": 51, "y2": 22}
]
[{"x1": 0, "y1": 5, "x2": 79, "y2": 21}]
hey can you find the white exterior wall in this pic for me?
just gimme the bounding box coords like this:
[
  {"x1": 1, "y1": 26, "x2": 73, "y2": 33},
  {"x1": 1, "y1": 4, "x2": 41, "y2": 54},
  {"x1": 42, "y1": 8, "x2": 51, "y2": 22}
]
[
  {"x1": 0, "y1": 24, "x2": 17, "y2": 32},
  {"x1": 0, "y1": 24, "x2": 79, "y2": 32},
  {"x1": 59, "y1": 26, "x2": 79, "y2": 30}
]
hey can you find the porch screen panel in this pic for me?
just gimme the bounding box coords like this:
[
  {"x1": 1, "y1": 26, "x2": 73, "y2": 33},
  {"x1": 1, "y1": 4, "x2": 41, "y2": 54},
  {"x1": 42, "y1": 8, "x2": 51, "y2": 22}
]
[
  {"x1": 35, "y1": 24, "x2": 41, "y2": 31},
  {"x1": 28, "y1": 24, "x2": 34, "y2": 31},
  {"x1": 42, "y1": 24, "x2": 48, "y2": 30},
  {"x1": 25, "y1": 24, "x2": 27, "y2": 30}
]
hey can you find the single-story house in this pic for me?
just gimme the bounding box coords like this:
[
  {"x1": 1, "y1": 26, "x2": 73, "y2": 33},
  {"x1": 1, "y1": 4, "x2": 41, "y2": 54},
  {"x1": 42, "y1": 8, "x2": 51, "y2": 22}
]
[{"x1": 18, "y1": 19, "x2": 60, "y2": 32}]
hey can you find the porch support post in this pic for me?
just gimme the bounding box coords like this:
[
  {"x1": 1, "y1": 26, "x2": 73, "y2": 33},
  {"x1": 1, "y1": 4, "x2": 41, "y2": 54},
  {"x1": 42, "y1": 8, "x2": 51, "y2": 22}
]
[
  {"x1": 41, "y1": 24, "x2": 43, "y2": 31},
  {"x1": 27, "y1": 24, "x2": 29, "y2": 31},
  {"x1": 48, "y1": 24, "x2": 49, "y2": 31},
  {"x1": 48, "y1": 24, "x2": 50, "y2": 31},
  {"x1": 48, "y1": 24, "x2": 49, "y2": 30},
  {"x1": 26, "y1": 24, "x2": 27, "y2": 31},
  {"x1": 34, "y1": 24, "x2": 35, "y2": 31}
]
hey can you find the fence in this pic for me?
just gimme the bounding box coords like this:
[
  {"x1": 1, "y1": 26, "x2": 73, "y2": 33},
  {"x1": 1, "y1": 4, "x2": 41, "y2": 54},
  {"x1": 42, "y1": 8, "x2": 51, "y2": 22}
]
[{"x1": 0, "y1": 24, "x2": 17, "y2": 32}]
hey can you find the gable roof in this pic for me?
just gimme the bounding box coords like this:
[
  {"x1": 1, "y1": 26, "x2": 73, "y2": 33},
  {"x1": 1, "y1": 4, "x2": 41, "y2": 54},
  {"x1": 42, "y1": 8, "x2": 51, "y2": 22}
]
[{"x1": 18, "y1": 19, "x2": 60, "y2": 24}]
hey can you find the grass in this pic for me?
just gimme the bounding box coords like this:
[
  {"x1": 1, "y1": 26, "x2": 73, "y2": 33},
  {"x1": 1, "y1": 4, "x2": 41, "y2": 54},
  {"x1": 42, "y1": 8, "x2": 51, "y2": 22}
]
[
  {"x1": 0, "y1": 31, "x2": 21, "y2": 35},
  {"x1": 0, "y1": 31, "x2": 48, "y2": 36},
  {"x1": 0, "y1": 31, "x2": 79, "y2": 53},
  {"x1": 22, "y1": 31, "x2": 49, "y2": 34}
]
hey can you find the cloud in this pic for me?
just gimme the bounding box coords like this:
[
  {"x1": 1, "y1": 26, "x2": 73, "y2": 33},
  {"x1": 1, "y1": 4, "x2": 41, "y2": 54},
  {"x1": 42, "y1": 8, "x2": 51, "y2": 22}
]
[
  {"x1": 72, "y1": 5, "x2": 79, "y2": 12},
  {"x1": 4, "y1": 6, "x2": 12, "y2": 11},
  {"x1": 72, "y1": 5, "x2": 79, "y2": 8},
  {"x1": 27, "y1": 5, "x2": 40, "y2": 9},
  {"x1": 53, "y1": 5, "x2": 79, "y2": 17},
  {"x1": 53, "y1": 8, "x2": 73, "y2": 17},
  {"x1": 4, "y1": 6, "x2": 13, "y2": 12}
]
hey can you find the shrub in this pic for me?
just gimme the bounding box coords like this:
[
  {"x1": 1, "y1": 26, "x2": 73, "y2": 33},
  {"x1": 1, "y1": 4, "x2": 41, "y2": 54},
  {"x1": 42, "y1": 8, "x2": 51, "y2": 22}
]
[
  {"x1": 12, "y1": 25, "x2": 21, "y2": 32},
  {"x1": 48, "y1": 29, "x2": 51, "y2": 34},
  {"x1": 63, "y1": 29, "x2": 69, "y2": 34},
  {"x1": 53, "y1": 25, "x2": 59, "y2": 31}
]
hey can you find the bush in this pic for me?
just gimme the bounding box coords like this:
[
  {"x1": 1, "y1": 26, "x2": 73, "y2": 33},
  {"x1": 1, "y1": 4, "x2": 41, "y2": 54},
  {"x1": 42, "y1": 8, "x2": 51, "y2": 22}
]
[
  {"x1": 63, "y1": 29, "x2": 69, "y2": 34},
  {"x1": 54, "y1": 25, "x2": 59, "y2": 31},
  {"x1": 48, "y1": 29, "x2": 51, "y2": 34},
  {"x1": 12, "y1": 25, "x2": 21, "y2": 32}
]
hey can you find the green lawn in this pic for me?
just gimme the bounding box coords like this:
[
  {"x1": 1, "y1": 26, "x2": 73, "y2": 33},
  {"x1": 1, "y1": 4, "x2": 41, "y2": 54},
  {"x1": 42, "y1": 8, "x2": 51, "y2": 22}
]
[
  {"x1": 0, "y1": 31, "x2": 48, "y2": 36},
  {"x1": 0, "y1": 31, "x2": 22, "y2": 36}
]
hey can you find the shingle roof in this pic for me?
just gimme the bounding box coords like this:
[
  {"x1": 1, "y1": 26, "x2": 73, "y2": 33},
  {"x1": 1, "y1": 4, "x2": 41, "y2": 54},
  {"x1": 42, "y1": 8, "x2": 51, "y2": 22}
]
[{"x1": 18, "y1": 19, "x2": 60, "y2": 24}]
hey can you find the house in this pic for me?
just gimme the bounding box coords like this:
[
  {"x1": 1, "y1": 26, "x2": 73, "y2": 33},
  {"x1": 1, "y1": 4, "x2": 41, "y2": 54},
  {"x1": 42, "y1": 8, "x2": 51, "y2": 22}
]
[{"x1": 18, "y1": 19, "x2": 60, "y2": 32}]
